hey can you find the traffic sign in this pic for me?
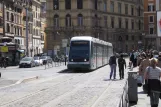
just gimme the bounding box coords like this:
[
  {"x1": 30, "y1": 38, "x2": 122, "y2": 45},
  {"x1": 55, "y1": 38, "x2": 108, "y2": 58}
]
[{"x1": 1, "y1": 46, "x2": 8, "y2": 52}]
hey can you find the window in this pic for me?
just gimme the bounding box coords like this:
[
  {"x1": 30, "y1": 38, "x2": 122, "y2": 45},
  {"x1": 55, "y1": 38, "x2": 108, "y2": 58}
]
[
  {"x1": 138, "y1": 6, "x2": 141, "y2": 16},
  {"x1": 7, "y1": 12, "x2": 9, "y2": 21},
  {"x1": 77, "y1": 14, "x2": 83, "y2": 26},
  {"x1": 53, "y1": 0, "x2": 59, "y2": 10},
  {"x1": 125, "y1": 4, "x2": 128, "y2": 14},
  {"x1": 126, "y1": 35, "x2": 128, "y2": 40},
  {"x1": 131, "y1": 20, "x2": 134, "y2": 29},
  {"x1": 125, "y1": 19, "x2": 128, "y2": 29},
  {"x1": 138, "y1": 20, "x2": 141, "y2": 30},
  {"x1": 131, "y1": 5, "x2": 134, "y2": 15},
  {"x1": 0, "y1": 18, "x2": 2, "y2": 27},
  {"x1": 0, "y1": 3, "x2": 2, "y2": 11},
  {"x1": 77, "y1": 0, "x2": 83, "y2": 9},
  {"x1": 118, "y1": 3, "x2": 121, "y2": 13},
  {"x1": 95, "y1": 15, "x2": 98, "y2": 26},
  {"x1": 132, "y1": 35, "x2": 134, "y2": 40},
  {"x1": 54, "y1": 14, "x2": 59, "y2": 27},
  {"x1": 149, "y1": 26, "x2": 154, "y2": 34},
  {"x1": 139, "y1": 36, "x2": 142, "y2": 40},
  {"x1": 110, "y1": 1, "x2": 114, "y2": 12},
  {"x1": 118, "y1": 18, "x2": 121, "y2": 28},
  {"x1": 65, "y1": 0, "x2": 71, "y2": 9},
  {"x1": 148, "y1": 4, "x2": 155, "y2": 12},
  {"x1": 66, "y1": 14, "x2": 71, "y2": 27},
  {"x1": 103, "y1": 0, "x2": 107, "y2": 12},
  {"x1": 95, "y1": 0, "x2": 97, "y2": 10},
  {"x1": 104, "y1": 16, "x2": 107, "y2": 27},
  {"x1": 7, "y1": 23, "x2": 10, "y2": 32},
  {"x1": 149, "y1": 16, "x2": 154, "y2": 23},
  {"x1": 111, "y1": 17, "x2": 114, "y2": 28}
]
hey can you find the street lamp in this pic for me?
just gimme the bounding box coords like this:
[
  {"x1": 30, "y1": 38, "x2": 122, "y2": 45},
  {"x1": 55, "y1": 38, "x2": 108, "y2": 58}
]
[{"x1": 22, "y1": 0, "x2": 32, "y2": 56}]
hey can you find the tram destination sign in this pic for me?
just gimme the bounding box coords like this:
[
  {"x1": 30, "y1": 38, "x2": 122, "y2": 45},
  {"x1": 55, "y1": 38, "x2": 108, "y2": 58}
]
[{"x1": 72, "y1": 41, "x2": 89, "y2": 45}]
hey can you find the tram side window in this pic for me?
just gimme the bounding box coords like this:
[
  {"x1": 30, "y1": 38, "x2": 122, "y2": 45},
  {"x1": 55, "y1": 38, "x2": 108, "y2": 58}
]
[{"x1": 91, "y1": 42, "x2": 93, "y2": 57}]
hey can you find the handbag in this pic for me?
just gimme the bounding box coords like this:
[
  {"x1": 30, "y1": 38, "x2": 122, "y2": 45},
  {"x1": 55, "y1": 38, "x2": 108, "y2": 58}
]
[{"x1": 143, "y1": 82, "x2": 148, "y2": 93}]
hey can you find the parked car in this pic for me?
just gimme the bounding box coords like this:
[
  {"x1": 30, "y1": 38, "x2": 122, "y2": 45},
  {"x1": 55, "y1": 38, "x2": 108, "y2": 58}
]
[
  {"x1": 34, "y1": 57, "x2": 43, "y2": 66},
  {"x1": 19, "y1": 57, "x2": 35, "y2": 68},
  {"x1": 40, "y1": 56, "x2": 53, "y2": 65}
]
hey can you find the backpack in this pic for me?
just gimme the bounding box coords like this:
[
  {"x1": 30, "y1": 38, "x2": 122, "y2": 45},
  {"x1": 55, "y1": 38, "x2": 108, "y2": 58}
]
[{"x1": 109, "y1": 56, "x2": 116, "y2": 65}]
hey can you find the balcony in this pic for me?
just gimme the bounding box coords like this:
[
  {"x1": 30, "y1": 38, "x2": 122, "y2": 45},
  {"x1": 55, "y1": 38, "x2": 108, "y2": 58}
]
[{"x1": 4, "y1": 0, "x2": 14, "y2": 3}]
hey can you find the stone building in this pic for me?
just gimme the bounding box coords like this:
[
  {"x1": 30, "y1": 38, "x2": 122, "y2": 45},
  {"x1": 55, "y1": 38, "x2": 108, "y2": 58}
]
[{"x1": 46, "y1": 0, "x2": 144, "y2": 53}]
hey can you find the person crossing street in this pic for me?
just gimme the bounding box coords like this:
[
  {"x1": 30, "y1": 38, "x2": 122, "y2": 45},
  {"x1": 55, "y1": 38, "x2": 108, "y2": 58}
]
[{"x1": 118, "y1": 54, "x2": 126, "y2": 79}]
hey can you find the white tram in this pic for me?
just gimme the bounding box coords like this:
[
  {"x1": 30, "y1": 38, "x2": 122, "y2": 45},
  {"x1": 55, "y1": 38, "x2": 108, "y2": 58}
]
[{"x1": 67, "y1": 36, "x2": 113, "y2": 70}]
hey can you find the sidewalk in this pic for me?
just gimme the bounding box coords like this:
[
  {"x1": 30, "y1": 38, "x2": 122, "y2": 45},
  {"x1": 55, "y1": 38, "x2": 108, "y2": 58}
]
[{"x1": 130, "y1": 86, "x2": 161, "y2": 107}]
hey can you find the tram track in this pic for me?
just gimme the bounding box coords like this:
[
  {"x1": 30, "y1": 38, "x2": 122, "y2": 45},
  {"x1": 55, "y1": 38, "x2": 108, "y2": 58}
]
[
  {"x1": 1, "y1": 66, "x2": 108, "y2": 107},
  {"x1": 0, "y1": 71, "x2": 87, "y2": 107}
]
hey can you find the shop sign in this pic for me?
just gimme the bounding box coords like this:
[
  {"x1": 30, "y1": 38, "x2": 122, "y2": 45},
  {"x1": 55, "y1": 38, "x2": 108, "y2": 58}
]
[{"x1": 1, "y1": 46, "x2": 8, "y2": 52}]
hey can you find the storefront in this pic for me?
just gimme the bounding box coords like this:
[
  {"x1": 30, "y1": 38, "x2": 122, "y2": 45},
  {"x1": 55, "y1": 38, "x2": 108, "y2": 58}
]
[{"x1": 0, "y1": 42, "x2": 24, "y2": 66}]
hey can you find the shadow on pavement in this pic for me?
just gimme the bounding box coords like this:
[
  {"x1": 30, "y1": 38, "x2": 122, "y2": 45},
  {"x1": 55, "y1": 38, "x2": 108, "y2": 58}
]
[{"x1": 58, "y1": 69, "x2": 93, "y2": 73}]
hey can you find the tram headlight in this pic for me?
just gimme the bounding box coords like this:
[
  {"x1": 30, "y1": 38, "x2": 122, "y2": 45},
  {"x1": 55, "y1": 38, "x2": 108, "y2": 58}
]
[
  {"x1": 71, "y1": 59, "x2": 73, "y2": 62},
  {"x1": 84, "y1": 59, "x2": 87, "y2": 62}
]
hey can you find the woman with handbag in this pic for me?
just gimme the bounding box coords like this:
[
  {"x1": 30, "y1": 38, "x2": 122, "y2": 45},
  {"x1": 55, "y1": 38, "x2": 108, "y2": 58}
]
[{"x1": 144, "y1": 58, "x2": 161, "y2": 107}]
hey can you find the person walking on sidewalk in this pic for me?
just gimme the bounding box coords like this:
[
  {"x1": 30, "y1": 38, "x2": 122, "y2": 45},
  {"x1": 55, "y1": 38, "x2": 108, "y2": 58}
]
[
  {"x1": 144, "y1": 58, "x2": 161, "y2": 107},
  {"x1": 118, "y1": 54, "x2": 126, "y2": 79},
  {"x1": 109, "y1": 54, "x2": 117, "y2": 79},
  {"x1": 139, "y1": 54, "x2": 151, "y2": 83}
]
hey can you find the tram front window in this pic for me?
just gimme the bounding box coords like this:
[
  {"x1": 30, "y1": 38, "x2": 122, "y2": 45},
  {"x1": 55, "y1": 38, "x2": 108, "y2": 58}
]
[{"x1": 69, "y1": 41, "x2": 89, "y2": 62}]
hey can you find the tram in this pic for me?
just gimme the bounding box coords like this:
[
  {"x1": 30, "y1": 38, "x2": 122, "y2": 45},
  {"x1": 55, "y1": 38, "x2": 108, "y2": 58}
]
[{"x1": 67, "y1": 36, "x2": 113, "y2": 70}]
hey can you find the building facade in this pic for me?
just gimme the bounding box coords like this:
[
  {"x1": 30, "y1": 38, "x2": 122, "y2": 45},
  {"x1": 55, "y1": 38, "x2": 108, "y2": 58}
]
[
  {"x1": 32, "y1": 0, "x2": 43, "y2": 55},
  {"x1": 40, "y1": 0, "x2": 46, "y2": 53},
  {"x1": 3, "y1": 0, "x2": 25, "y2": 49},
  {"x1": 46, "y1": 0, "x2": 144, "y2": 54},
  {"x1": 144, "y1": 0, "x2": 158, "y2": 50}
]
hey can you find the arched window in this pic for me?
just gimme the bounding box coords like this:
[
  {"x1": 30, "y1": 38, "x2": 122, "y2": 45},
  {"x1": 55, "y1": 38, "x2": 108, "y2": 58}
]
[
  {"x1": 18, "y1": 39, "x2": 20, "y2": 44},
  {"x1": 66, "y1": 14, "x2": 71, "y2": 27},
  {"x1": 54, "y1": 14, "x2": 59, "y2": 27},
  {"x1": 77, "y1": 14, "x2": 83, "y2": 26},
  {"x1": 15, "y1": 39, "x2": 17, "y2": 43}
]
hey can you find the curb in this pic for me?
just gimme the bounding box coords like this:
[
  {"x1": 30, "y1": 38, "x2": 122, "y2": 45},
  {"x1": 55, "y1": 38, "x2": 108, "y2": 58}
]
[
  {"x1": 16, "y1": 76, "x2": 39, "y2": 84},
  {"x1": 0, "y1": 76, "x2": 39, "y2": 90}
]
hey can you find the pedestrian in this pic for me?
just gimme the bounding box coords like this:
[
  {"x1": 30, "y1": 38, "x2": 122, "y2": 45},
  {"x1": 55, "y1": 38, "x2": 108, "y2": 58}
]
[
  {"x1": 157, "y1": 52, "x2": 161, "y2": 68},
  {"x1": 130, "y1": 51, "x2": 135, "y2": 68},
  {"x1": 144, "y1": 58, "x2": 161, "y2": 107},
  {"x1": 118, "y1": 54, "x2": 126, "y2": 79},
  {"x1": 109, "y1": 54, "x2": 117, "y2": 79}
]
